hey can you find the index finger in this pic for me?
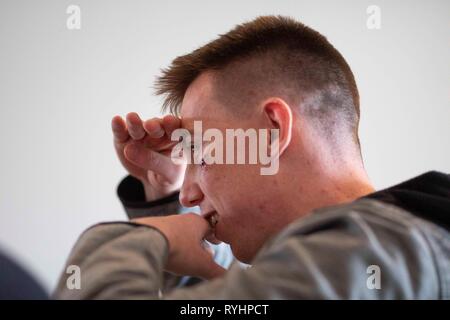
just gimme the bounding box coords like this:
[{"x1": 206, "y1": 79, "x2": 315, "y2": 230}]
[
  {"x1": 183, "y1": 213, "x2": 213, "y2": 240},
  {"x1": 142, "y1": 117, "x2": 179, "y2": 151},
  {"x1": 162, "y1": 115, "x2": 182, "y2": 138}
]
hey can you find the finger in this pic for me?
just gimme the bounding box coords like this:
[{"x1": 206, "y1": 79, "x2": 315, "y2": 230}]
[
  {"x1": 124, "y1": 142, "x2": 179, "y2": 182},
  {"x1": 126, "y1": 112, "x2": 146, "y2": 140},
  {"x1": 198, "y1": 249, "x2": 227, "y2": 280},
  {"x1": 162, "y1": 115, "x2": 182, "y2": 138},
  {"x1": 111, "y1": 115, "x2": 129, "y2": 143},
  {"x1": 143, "y1": 118, "x2": 165, "y2": 138},
  {"x1": 184, "y1": 213, "x2": 212, "y2": 238}
]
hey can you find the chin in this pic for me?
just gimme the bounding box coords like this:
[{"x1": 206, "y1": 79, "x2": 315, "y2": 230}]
[{"x1": 230, "y1": 243, "x2": 255, "y2": 264}]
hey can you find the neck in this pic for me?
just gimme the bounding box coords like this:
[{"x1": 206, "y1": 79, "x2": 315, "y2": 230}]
[
  {"x1": 253, "y1": 165, "x2": 375, "y2": 261},
  {"x1": 329, "y1": 167, "x2": 375, "y2": 204},
  {"x1": 281, "y1": 163, "x2": 375, "y2": 222}
]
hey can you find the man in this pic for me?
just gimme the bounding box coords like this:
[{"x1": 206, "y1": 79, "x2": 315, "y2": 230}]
[{"x1": 55, "y1": 16, "x2": 449, "y2": 299}]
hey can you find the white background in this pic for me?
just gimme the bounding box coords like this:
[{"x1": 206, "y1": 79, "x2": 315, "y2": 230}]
[{"x1": 0, "y1": 0, "x2": 449, "y2": 291}]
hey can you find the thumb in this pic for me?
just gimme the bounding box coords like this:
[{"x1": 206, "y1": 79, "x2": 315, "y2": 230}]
[{"x1": 124, "y1": 142, "x2": 179, "y2": 182}]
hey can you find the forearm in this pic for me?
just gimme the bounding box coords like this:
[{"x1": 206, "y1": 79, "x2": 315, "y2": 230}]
[
  {"x1": 54, "y1": 222, "x2": 169, "y2": 300},
  {"x1": 58, "y1": 175, "x2": 235, "y2": 297},
  {"x1": 54, "y1": 222, "x2": 236, "y2": 300}
]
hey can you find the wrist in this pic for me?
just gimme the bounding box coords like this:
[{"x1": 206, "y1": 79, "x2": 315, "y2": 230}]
[{"x1": 142, "y1": 180, "x2": 180, "y2": 202}]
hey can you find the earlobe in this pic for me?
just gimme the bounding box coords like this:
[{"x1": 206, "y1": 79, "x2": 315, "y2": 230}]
[{"x1": 262, "y1": 98, "x2": 293, "y2": 156}]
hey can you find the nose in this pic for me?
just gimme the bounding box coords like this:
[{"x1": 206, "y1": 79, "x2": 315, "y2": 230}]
[{"x1": 179, "y1": 166, "x2": 204, "y2": 207}]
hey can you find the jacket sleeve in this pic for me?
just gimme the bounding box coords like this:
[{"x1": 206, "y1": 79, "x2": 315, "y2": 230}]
[
  {"x1": 54, "y1": 199, "x2": 442, "y2": 299},
  {"x1": 117, "y1": 175, "x2": 190, "y2": 219}
]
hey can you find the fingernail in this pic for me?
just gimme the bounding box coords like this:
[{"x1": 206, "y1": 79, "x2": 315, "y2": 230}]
[{"x1": 150, "y1": 128, "x2": 164, "y2": 138}]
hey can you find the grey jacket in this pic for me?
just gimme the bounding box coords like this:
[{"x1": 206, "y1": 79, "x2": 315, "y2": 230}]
[{"x1": 54, "y1": 172, "x2": 450, "y2": 299}]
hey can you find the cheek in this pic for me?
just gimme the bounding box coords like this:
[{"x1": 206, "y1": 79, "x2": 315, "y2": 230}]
[
  {"x1": 199, "y1": 165, "x2": 227, "y2": 209},
  {"x1": 199, "y1": 164, "x2": 221, "y2": 190},
  {"x1": 203, "y1": 164, "x2": 257, "y2": 198},
  {"x1": 200, "y1": 165, "x2": 238, "y2": 216},
  {"x1": 201, "y1": 165, "x2": 232, "y2": 193},
  {"x1": 200, "y1": 163, "x2": 262, "y2": 221}
]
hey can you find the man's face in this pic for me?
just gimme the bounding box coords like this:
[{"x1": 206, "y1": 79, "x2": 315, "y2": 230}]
[{"x1": 179, "y1": 73, "x2": 282, "y2": 263}]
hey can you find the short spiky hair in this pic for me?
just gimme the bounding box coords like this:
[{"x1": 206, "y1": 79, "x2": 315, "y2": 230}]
[{"x1": 155, "y1": 15, "x2": 360, "y2": 144}]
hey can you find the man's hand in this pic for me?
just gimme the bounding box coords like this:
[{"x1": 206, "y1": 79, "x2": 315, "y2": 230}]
[
  {"x1": 133, "y1": 214, "x2": 226, "y2": 280},
  {"x1": 112, "y1": 113, "x2": 186, "y2": 201}
]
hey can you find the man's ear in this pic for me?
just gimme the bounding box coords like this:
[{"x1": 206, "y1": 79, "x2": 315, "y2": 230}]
[{"x1": 262, "y1": 98, "x2": 293, "y2": 157}]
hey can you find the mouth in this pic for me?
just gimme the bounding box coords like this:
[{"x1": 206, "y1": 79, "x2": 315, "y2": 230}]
[
  {"x1": 201, "y1": 210, "x2": 222, "y2": 245},
  {"x1": 201, "y1": 210, "x2": 219, "y2": 229}
]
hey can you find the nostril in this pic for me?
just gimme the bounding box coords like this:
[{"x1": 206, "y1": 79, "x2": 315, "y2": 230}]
[
  {"x1": 188, "y1": 196, "x2": 202, "y2": 207},
  {"x1": 179, "y1": 182, "x2": 204, "y2": 207},
  {"x1": 179, "y1": 192, "x2": 202, "y2": 208}
]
